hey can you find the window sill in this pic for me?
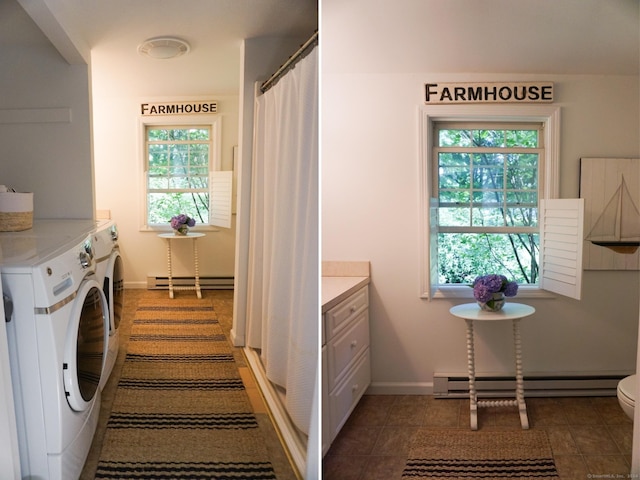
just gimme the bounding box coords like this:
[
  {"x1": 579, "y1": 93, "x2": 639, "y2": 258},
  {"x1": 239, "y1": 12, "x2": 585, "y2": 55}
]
[
  {"x1": 141, "y1": 226, "x2": 222, "y2": 233},
  {"x1": 427, "y1": 286, "x2": 557, "y2": 300}
]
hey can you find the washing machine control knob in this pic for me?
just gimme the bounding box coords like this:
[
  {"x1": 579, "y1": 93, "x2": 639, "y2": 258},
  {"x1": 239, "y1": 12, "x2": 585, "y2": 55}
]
[
  {"x1": 79, "y1": 251, "x2": 92, "y2": 269},
  {"x1": 83, "y1": 239, "x2": 94, "y2": 258}
]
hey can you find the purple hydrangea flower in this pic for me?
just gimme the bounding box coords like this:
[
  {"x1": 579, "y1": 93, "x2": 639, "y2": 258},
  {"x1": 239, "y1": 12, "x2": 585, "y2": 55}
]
[
  {"x1": 170, "y1": 214, "x2": 196, "y2": 229},
  {"x1": 504, "y1": 281, "x2": 518, "y2": 297},
  {"x1": 472, "y1": 274, "x2": 518, "y2": 300},
  {"x1": 473, "y1": 283, "x2": 493, "y2": 303},
  {"x1": 484, "y1": 274, "x2": 504, "y2": 292}
]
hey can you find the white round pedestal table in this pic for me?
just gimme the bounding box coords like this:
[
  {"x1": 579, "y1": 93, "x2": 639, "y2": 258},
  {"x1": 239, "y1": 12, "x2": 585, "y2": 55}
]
[
  {"x1": 449, "y1": 302, "x2": 535, "y2": 430},
  {"x1": 158, "y1": 232, "x2": 205, "y2": 299}
]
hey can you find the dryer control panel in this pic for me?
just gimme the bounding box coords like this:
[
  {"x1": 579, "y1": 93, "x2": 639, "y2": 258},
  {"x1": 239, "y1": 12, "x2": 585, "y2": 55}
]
[{"x1": 31, "y1": 236, "x2": 96, "y2": 309}]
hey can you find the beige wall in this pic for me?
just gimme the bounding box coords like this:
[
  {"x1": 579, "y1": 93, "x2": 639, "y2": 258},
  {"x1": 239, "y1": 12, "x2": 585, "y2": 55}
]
[
  {"x1": 91, "y1": 35, "x2": 309, "y2": 288},
  {"x1": 90, "y1": 44, "x2": 240, "y2": 287},
  {"x1": 92, "y1": 59, "x2": 238, "y2": 287},
  {"x1": 322, "y1": 21, "x2": 640, "y2": 389},
  {"x1": 0, "y1": 0, "x2": 93, "y2": 219},
  {"x1": 93, "y1": 85, "x2": 238, "y2": 287}
]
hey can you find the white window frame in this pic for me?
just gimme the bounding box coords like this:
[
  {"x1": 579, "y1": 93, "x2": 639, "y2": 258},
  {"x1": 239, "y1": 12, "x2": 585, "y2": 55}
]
[
  {"x1": 139, "y1": 114, "x2": 231, "y2": 231},
  {"x1": 419, "y1": 104, "x2": 569, "y2": 300}
]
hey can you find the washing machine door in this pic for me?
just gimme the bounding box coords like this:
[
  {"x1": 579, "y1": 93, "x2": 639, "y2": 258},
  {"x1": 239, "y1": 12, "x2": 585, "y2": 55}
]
[
  {"x1": 104, "y1": 250, "x2": 124, "y2": 333},
  {"x1": 63, "y1": 278, "x2": 108, "y2": 412}
]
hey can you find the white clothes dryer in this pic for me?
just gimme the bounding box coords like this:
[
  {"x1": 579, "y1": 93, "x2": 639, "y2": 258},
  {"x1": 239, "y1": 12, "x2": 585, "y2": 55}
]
[
  {"x1": 0, "y1": 286, "x2": 20, "y2": 479},
  {"x1": 0, "y1": 223, "x2": 108, "y2": 480},
  {"x1": 93, "y1": 220, "x2": 123, "y2": 390}
]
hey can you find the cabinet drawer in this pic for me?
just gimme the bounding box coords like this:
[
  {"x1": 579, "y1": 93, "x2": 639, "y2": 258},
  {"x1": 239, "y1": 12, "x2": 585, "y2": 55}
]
[
  {"x1": 325, "y1": 286, "x2": 368, "y2": 340},
  {"x1": 329, "y1": 348, "x2": 371, "y2": 441},
  {"x1": 327, "y1": 311, "x2": 369, "y2": 391}
]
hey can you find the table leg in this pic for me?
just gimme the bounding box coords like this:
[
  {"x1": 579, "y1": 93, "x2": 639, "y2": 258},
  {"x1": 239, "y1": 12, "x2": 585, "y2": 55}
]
[
  {"x1": 465, "y1": 319, "x2": 478, "y2": 430},
  {"x1": 193, "y1": 238, "x2": 201, "y2": 299},
  {"x1": 513, "y1": 318, "x2": 529, "y2": 429},
  {"x1": 165, "y1": 239, "x2": 174, "y2": 299}
]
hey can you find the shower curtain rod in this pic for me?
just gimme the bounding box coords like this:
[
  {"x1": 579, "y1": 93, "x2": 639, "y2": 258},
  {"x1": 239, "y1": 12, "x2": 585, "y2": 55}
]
[{"x1": 260, "y1": 31, "x2": 318, "y2": 94}]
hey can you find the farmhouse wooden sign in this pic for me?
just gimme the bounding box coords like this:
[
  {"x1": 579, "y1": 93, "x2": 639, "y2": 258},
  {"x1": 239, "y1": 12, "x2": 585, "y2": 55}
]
[
  {"x1": 140, "y1": 101, "x2": 217, "y2": 116},
  {"x1": 424, "y1": 82, "x2": 553, "y2": 104}
]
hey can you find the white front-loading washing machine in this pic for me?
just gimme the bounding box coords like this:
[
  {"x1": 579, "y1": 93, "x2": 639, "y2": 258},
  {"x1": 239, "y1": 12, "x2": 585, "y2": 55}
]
[
  {"x1": 0, "y1": 221, "x2": 109, "y2": 480},
  {"x1": 93, "y1": 220, "x2": 123, "y2": 390}
]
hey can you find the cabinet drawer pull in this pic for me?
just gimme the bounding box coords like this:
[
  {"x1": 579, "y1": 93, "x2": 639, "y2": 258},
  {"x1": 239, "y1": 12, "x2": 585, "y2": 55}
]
[
  {"x1": 350, "y1": 340, "x2": 358, "y2": 348},
  {"x1": 352, "y1": 383, "x2": 359, "y2": 392},
  {"x1": 350, "y1": 305, "x2": 357, "y2": 313}
]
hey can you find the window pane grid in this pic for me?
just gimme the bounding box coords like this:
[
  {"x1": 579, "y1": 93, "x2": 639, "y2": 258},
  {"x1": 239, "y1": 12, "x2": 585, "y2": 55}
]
[
  {"x1": 438, "y1": 154, "x2": 539, "y2": 228},
  {"x1": 145, "y1": 125, "x2": 212, "y2": 225},
  {"x1": 432, "y1": 123, "x2": 543, "y2": 285}
]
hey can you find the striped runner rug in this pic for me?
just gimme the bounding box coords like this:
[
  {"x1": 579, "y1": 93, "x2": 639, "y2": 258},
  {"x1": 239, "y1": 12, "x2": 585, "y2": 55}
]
[
  {"x1": 94, "y1": 296, "x2": 277, "y2": 479},
  {"x1": 402, "y1": 429, "x2": 558, "y2": 479}
]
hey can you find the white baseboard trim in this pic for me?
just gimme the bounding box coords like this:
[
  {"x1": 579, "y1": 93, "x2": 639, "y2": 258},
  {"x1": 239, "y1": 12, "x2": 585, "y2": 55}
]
[
  {"x1": 229, "y1": 328, "x2": 244, "y2": 347},
  {"x1": 433, "y1": 372, "x2": 625, "y2": 398},
  {"x1": 365, "y1": 373, "x2": 629, "y2": 397},
  {"x1": 366, "y1": 382, "x2": 434, "y2": 395},
  {"x1": 147, "y1": 276, "x2": 234, "y2": 289}
]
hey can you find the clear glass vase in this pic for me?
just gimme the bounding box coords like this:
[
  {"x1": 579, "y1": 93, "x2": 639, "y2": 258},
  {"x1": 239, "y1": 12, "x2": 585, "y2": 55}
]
[{"x1": 478, "y1": 292, "x2": 505, "y2": 312}]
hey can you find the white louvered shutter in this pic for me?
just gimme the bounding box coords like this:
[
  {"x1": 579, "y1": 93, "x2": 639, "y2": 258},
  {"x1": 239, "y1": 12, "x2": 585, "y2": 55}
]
[
  {"x1": 210, "y1": 170, "x2": 233, "y2": 228},
  {"x1": 540, "y1": 198, "x2": 584, "y2": 300}
]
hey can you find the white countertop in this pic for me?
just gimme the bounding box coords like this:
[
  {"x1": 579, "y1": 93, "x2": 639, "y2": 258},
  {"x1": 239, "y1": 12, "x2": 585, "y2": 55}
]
[
  {"x1": 0, "y1": 219, "x2": 97, "y2": 267},
  {"x1": 322, "y1": 276, "x2": 370, "y2": 313}
]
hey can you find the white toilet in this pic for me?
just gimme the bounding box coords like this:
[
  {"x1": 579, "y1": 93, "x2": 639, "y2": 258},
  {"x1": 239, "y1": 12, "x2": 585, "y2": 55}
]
[{"x1": 617, "y1": 374, "x2": 637, "y2": 420}]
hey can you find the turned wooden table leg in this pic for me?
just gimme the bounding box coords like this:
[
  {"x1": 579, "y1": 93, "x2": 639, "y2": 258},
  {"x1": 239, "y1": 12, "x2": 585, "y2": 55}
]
[
  {"x1": 466, "y1": 318, "x2": 478, "y2": 430},
  {"x1": 193, "y1": 237, "x2": 201, "y2": 299},
  {"x1": 513, "y1": 318, "x2": 529, "y2": 429},
  {"x1": 166, "y1": 239, "x2": 174, "y2": 299}
]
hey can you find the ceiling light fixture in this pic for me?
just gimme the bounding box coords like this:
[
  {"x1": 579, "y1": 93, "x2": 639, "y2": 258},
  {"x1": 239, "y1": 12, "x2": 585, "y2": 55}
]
[{"x1": 138, "y1": 37, "x2": 190, "y2": 59}]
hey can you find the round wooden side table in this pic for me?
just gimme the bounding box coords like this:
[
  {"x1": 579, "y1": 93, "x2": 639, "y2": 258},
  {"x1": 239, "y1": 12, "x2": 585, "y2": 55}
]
[
  {"x1": 158, "y1": 232, "x2": 205, "y2": 299},
  {"x1": 449, "y1": 302, "x2": 535, "y2": 430}
]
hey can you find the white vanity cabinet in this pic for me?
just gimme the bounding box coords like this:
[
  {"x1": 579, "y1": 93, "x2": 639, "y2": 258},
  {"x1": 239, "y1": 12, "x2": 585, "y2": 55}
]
[{"x1": 322, "y1": 282, "x2": 370, "y2": 455}]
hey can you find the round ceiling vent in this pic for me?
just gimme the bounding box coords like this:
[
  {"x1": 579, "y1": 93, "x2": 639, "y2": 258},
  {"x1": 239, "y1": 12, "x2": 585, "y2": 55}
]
[{"x1": 138, "y1": 37, "x2": 190, "y2": 59}]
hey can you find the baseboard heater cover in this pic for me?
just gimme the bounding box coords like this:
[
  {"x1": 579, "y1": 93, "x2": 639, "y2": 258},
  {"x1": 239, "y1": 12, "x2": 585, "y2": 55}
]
[
  {"x1": 147, "y1": 276, "x2": 234, "y2": 290},
  {"x1": 433, "y1": 373, "x2": 625, "y2": 398}
]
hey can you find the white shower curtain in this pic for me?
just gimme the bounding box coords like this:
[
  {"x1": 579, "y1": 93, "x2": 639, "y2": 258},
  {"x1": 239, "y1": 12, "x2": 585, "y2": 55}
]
[{"x1": 246, "y1": 47, "x2": 318, "y2": 435}]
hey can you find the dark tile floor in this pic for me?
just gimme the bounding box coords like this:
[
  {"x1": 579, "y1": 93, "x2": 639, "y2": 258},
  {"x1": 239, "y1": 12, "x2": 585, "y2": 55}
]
[{"x1": 323, "y1": 394, "x2": 633, "y2": 479}]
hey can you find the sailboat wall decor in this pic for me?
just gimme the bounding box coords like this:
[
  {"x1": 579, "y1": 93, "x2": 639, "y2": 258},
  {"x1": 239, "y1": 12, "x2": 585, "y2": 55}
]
[
  {"x1": 587, "y1": 175, "x2": 640, "y2": 254},
  {"x1": 580, "y1": 158, "x2": 640, "y2": 270}
]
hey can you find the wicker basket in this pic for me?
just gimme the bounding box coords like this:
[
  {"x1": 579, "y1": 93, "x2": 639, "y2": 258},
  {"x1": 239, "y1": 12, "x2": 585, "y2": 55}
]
[{"x1": 0, "y1": 192, "x2": 33, "y2": 232}]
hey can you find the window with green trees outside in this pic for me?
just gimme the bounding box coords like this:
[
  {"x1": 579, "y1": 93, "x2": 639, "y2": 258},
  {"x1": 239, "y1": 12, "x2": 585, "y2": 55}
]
[
  {"x1": 146, "y1": 125, "x2": 211, "y2": 226},
  {"x1": 433, "y1": 122, "x2": 543, "y2": 285}
]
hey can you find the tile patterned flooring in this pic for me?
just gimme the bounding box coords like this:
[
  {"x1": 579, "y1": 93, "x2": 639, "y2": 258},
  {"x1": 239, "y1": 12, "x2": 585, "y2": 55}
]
[{"x1": 323, "y1": 394, "x2": 634, "y2": 479}]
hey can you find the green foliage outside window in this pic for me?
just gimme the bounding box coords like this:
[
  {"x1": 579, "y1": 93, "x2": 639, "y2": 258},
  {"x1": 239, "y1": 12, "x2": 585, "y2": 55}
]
[
  {"x1": 438, "y1": 232, "x2": 539, "y2": 285},
  {"x1": 436, "y1": 126, "x2": 541, "y2": 285},
  {"x1": 146, "y1": 126, "x2": 211, "y2": 225}
]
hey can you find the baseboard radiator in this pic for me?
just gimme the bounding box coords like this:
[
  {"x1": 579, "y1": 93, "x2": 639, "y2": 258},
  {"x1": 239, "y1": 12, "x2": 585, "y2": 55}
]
[
  {"x1": 147, "y1": 276, "x2": 234, "y2": 290},
  {"x1": 433, "y1": 373, "x2": 625, "y2": 398}
]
